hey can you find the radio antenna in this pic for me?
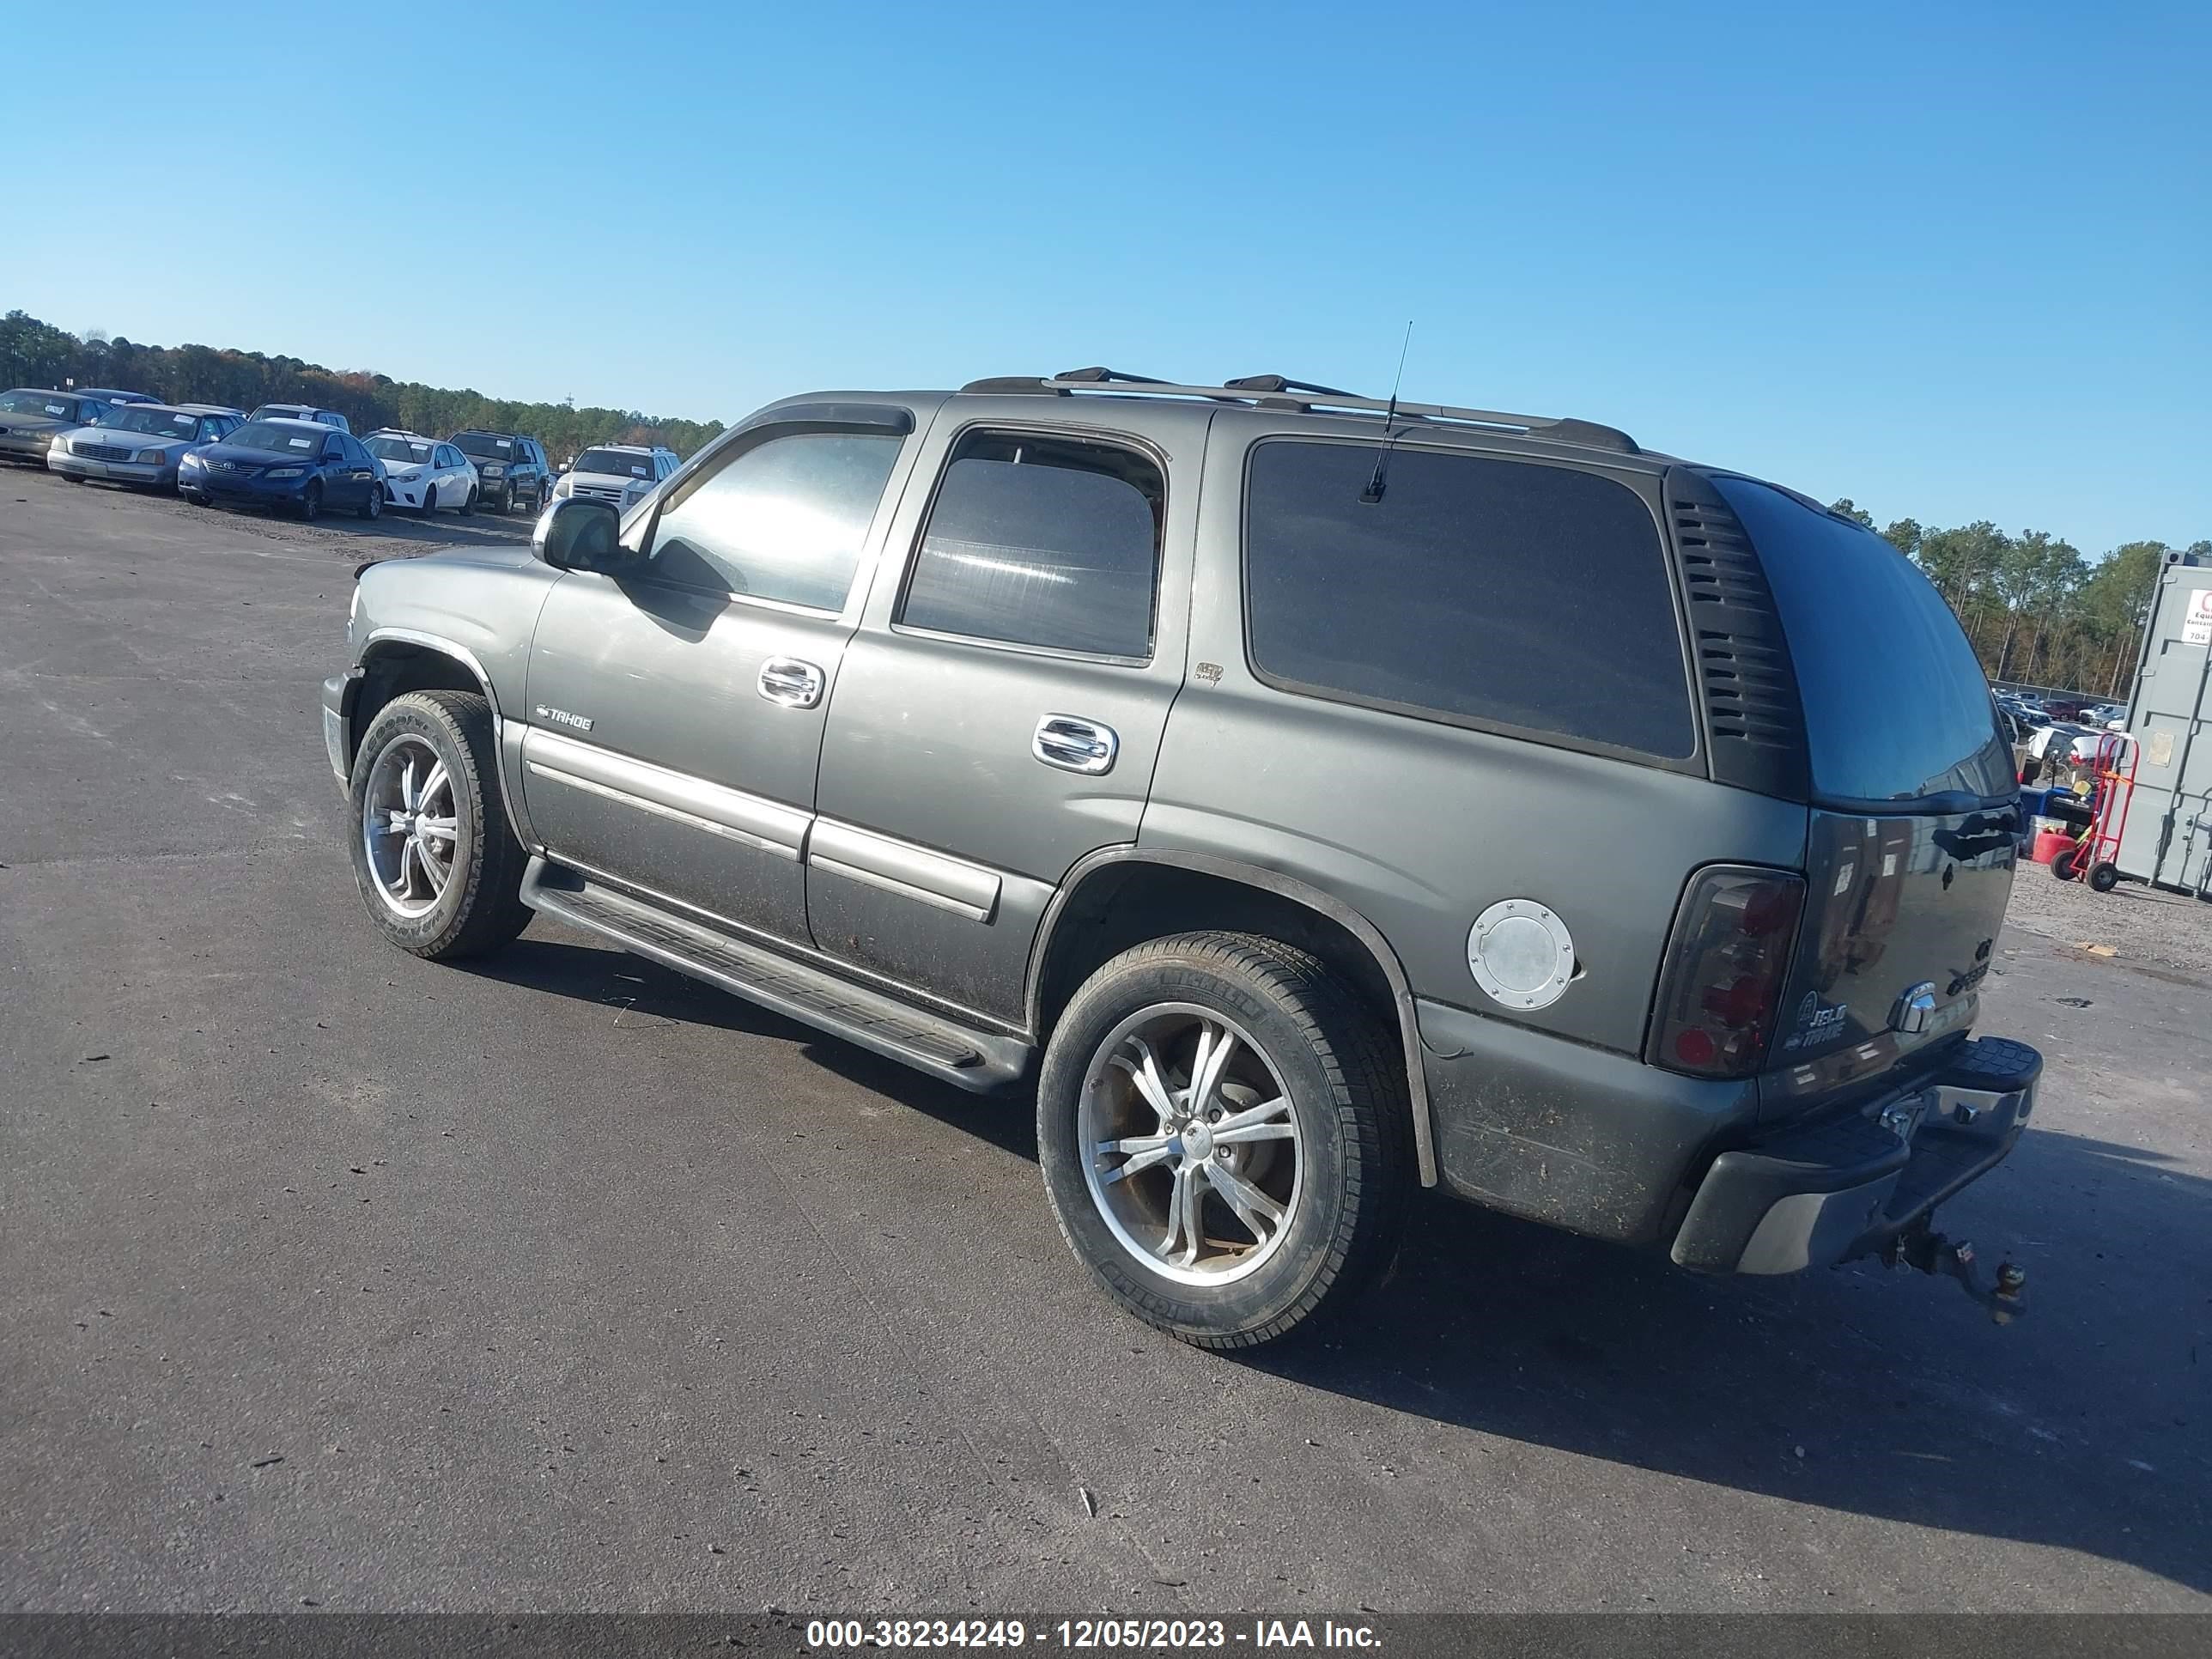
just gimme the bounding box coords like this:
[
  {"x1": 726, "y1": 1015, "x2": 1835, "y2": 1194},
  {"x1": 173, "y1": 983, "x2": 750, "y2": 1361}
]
[{"x1": 1359, "y1": 320, "x2": 1414, "y2": 505}]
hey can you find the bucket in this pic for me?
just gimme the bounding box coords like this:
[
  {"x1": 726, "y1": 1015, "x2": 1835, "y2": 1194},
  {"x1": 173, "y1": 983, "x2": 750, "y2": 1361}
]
[{"x1": 2031, "y1": 830, "x2": 2076, "y2": 865}]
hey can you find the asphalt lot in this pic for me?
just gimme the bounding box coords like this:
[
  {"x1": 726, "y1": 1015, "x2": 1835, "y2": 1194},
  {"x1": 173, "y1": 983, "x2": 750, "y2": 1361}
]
[{"x1": 2, "y1": 465, "x2": 2207, "y2": 1615}]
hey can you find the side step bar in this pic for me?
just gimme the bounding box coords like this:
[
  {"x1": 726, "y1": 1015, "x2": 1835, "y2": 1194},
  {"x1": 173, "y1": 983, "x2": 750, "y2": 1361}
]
[{"x1": 520, "y1": 858, "x2": 1032, "y2": 1093}]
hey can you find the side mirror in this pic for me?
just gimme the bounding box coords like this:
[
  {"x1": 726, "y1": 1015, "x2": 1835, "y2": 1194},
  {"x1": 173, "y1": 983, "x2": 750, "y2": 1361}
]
[{"x1": 533, "y1": 497, "x2": 623, "y2": 572}]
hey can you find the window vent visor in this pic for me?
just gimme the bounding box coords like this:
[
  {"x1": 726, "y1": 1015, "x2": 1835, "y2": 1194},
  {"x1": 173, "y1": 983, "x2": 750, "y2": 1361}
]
[
  {"x1": 1646, "y1": 866, "x2": 1805, "y2": 1080},
  {"x1": 1666, "y1": 468, "x2": 1809, "y2": 801}
]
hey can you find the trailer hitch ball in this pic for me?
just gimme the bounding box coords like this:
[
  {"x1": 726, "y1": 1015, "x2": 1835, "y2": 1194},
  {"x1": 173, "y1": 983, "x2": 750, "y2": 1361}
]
[{"x1": 1887, "y1": 1225, "x2": 2028, "y2": 1323}]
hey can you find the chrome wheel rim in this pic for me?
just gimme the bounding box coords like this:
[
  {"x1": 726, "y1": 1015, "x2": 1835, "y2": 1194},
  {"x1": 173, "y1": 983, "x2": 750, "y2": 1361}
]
[
  {"x1": 361, "y1": 734, "x2": 462, "y2": 919},
  {"x1": 1078, "y1": 1004, "x2": 1302, "y2": 1286}
]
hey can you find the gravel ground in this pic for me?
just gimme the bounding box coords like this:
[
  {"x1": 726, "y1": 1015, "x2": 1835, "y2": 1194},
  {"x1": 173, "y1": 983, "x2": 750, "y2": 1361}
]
[{"x1": 2002, "y1": 854, "x2": 2212, "y2": 978}]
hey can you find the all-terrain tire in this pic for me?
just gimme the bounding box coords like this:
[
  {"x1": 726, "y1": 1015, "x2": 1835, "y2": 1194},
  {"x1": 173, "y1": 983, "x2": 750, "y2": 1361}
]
[
  {"x1": 1036, "y1": 931, "x2": 1410, "y2": 1350},
  {"x1": 346, "y1": 690, "x2": 531, "y2": 960}
]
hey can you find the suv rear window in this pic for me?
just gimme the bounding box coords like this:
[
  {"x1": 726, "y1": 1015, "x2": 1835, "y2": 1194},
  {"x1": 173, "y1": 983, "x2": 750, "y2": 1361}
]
[
  {"x1": 1243, "y1": 441, "x2": 1694, "y2": 757},
  {"x1": 1713, "y1": 477, "x2": 2014, "y2": 807}
]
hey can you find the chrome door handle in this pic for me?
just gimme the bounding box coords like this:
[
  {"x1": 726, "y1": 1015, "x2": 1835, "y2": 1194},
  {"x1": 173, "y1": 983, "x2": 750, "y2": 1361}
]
[
  {"x1": 757, "y1": 656, "x2": 825, "y2": 709},
  {"x1": 1032, "y1": 714, "x2": 1118, "y2": 775}
]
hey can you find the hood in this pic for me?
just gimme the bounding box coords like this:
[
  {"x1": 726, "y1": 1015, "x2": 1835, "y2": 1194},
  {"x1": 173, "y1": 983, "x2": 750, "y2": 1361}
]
[
  {"x1": 84, "y1": 429, "x2": 191, "y2": 453},
  {"x1": 0, "y1": 409, "x2": 73, "y2": 434}
]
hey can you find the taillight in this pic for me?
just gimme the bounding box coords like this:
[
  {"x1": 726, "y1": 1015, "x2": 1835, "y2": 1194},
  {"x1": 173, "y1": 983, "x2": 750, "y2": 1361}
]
[{"x1": 1646, "y1": 866, "x2": 1805, "y2": 1079}]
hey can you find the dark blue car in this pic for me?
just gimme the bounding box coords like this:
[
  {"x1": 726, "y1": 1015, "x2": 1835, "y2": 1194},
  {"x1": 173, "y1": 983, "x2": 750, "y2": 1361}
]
[{"x1": 179, "y1": 417, "x2": 387, "y2": 521}]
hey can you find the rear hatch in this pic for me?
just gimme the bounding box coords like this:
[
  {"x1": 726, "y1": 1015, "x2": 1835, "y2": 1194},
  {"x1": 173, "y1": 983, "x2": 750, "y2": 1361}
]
[{"x1": 1707, "y1": 476, "x2": 2022, "y2": 1120}]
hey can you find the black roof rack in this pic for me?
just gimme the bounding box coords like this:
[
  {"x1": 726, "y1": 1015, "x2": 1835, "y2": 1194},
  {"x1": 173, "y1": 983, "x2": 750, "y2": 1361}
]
[{"x1": 955, "y1": 368, "x2": 1638, "y2": 453}]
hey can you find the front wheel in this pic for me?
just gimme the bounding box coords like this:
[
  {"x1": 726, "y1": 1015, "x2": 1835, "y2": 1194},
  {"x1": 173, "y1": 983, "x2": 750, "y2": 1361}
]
[
  {"x1": 358, "y1": 480, "x2": 383, "y2": 520},
  {"x1": 2051, "y1": 848, "x2": 2079, "y2": 883},
  {"x1": 1036, "y1": 933, "x2": 1410, "y2": 1350},
  {"x1": 459, "y1": 485, "x2": 476, "y2": 517},
  {"x1": 346, "y1": 690, "x2": 531, "y2": 959},
  {"x1": 499, "y1": 483, "x2": 515, "y2": 515},
  {"x1": 297, "y1": 481, "x2": 322, "y2": 522},
  {"x1": 421, "y1": 481, "x2": 437, "y2": 515}
]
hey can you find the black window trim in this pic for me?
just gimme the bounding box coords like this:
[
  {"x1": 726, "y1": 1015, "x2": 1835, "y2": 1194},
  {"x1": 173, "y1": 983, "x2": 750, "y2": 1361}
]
[
  {"x1": 1237, "y1": 434, "x2": 1705, "y2": 776},
  {"x1": 617, "y1": 416, "x2": 912, "y2": 618},
  {"x1": 887, "y1": 417, "x2": 1170, "y2": 670}
]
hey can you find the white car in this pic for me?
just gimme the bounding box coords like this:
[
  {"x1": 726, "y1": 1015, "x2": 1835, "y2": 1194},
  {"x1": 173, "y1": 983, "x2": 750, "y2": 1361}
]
[
  {"x1": 553, "y1": 443, "x2": 678, "y2": 513},
  {"x1": 364, "y1": 431, "x2": 479, "y2": 515}
]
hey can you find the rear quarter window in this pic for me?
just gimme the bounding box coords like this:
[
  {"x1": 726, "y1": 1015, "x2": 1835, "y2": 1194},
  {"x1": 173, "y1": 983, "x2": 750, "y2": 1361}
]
[
  {"x1": 1243, "y1": 441, "x2": 1695, "y2": 758},
  {"x1": 1714, "y1": 477, "x2": 2014, "y2": 806}
]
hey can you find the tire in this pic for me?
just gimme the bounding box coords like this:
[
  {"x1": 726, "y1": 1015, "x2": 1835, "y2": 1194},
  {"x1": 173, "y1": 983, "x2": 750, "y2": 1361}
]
[
  {"x1": 185, "y1": 489, "x2": 211, "y2": 507},
  {"x1": 2087, "y1": 860, "x2": 2121, "y2": 893},
  {"x1": 345, "y1": 690, "x2": 531, "y2": 960},
  {"x1": 2051, "y1": 848, "x2": 2078, "y2": 883},
  {"x1": 64, "y1": 472, "x2": 87, "y2": 483},
  {"x1": 460, "y1": 485, "x2": 476, "y2": 517},
  {"x1": 298, "y1": 481, "x2": 322, "y2": 522},
  {"x1": 1036, "y1": 932, "x2": 1410, "y2": 1350},
  {"x1": 499, "y1": 483, "x2": 515, "y2": 515},
  {"x1": 358, "y1": 480, "x2": 383, "y2": 521},
  {"x1": 421, "y1": 481, "x2": 437, "y2": 515}
]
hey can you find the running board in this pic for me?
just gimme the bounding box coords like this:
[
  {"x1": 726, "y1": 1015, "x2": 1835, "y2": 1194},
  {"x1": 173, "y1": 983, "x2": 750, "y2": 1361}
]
[{"x1": 520, "y1": 858, "x2": 1031, "y2": 1093}]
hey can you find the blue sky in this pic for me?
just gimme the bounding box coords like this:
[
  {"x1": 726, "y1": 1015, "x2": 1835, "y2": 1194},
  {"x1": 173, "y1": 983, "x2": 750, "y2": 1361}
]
[{"x1": 9, "y1": 1, "x2": 2205, "y2": 554}]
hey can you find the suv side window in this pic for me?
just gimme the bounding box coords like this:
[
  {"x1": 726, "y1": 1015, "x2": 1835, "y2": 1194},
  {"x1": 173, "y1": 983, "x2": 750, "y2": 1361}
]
[
  {"x1": 897, "y1": 430, "x2": 1162, "y2": 659},
  {"x1": 642, "y1": 430, "x2": 902, "y2": 610},
  {"x1": 1243, "y1": 441, "x2": 1694, "y2": 758}
]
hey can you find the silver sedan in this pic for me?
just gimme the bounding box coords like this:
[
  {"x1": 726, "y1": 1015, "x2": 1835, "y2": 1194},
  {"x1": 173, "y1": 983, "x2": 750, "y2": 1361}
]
[{"x1": 47, "y1": 404, "x2": 244, "y2": 491}]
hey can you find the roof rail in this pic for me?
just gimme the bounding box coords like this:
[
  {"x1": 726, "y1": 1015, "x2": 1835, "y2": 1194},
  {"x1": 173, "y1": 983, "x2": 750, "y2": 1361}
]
[{"x1": 956, "y1": 369, "x2": 1638, "y2": 453}]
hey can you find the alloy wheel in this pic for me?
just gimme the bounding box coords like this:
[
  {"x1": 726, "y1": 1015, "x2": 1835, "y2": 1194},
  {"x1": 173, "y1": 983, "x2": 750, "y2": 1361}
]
[
  {"x1": 1078, "y1": 1005, "x2": 1303, "y2": 1286},
  {"x1": 361, "y1": 734, "x2": 464, "y2": 920}
]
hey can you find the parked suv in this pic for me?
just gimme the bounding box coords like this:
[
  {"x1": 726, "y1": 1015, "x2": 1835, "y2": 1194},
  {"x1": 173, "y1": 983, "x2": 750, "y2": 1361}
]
[
  {"x1": 552, "y1": 443, "x2": 678, "y2": 512},
  {"x1": 449, "y1": 429, "x2": 552, "y2": 515},
  {"x1": 322, "y1": 368, "x2": 2039, "y2": 1347}
]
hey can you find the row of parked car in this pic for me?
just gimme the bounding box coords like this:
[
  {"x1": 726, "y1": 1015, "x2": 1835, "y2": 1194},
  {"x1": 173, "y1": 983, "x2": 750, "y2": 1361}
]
[{"x1": 0, "y1": 384, "x2": 679, "y2": 526}]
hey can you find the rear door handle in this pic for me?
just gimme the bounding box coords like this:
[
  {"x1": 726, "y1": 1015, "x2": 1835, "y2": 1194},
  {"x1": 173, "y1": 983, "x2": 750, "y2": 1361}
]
[
  {"x1": 1032, "y1": 714, "x2": 1118, "y2": 775},
  {"x1": 757, "y1": 656, "x2": 825, "y2": 709}
]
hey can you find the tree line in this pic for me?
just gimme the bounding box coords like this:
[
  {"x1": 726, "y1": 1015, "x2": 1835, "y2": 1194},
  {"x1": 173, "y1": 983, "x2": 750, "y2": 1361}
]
[
  {"x1": 1, "y1": 308, "x2": 723, "y2": 465},
  {"x1": 1826, "y1": 500, "x2": 2207, "y2": 700}
]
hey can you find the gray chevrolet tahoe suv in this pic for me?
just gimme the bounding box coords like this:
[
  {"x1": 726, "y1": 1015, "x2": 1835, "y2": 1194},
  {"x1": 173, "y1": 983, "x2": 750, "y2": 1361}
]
[{"x1": 322, "y1": 367, "x2": 2037, "y2": 1347}]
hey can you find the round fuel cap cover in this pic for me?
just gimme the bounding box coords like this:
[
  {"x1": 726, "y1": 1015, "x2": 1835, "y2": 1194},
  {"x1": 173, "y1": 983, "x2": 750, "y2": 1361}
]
[{"x1": 1467, "y1": 899, "x2": 1576, "y2": 1011}]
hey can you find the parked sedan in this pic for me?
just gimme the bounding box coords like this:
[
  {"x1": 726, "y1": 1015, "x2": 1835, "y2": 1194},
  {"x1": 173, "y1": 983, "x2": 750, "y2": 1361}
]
[
  {"x1": 364, "y1": 432, "x2": 478, "y2": 514},
  {"x1": 179, "y1": 418, "x2": 387, "y2": 520},
  {"x1": 47, "y1": 404, "x2": 243, "y2": 490},
  {"x1": 248, "y1": 402, "x2": 351, "y2": 433},
  {"x1": 0, "y1": 388, "x2": 115, "y2": 462}
]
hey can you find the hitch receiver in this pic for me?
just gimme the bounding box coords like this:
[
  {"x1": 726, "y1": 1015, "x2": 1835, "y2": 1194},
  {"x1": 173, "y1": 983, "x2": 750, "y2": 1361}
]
[{"x1": 1885, "y1": 1223, "x2": 2027, "y2": 1324}]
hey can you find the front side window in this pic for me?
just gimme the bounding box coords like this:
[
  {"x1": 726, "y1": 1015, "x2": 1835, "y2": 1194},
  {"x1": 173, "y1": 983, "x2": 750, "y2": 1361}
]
[
  {"x1": 1243, "y1": 441, "x2": 1694, "y2": 758},
  {"x1": 642, "y1": 430, "x2": 902, "y2": 609},
  {"x1": 898, "y1": 431, "x2": 1162, "y2": 659}
]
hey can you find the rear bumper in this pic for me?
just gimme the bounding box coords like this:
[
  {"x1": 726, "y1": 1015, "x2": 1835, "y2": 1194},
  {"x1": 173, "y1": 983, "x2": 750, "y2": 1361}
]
[{"x1": 1669, "y1": 1036, "x2": 2039, "y2": 1273}]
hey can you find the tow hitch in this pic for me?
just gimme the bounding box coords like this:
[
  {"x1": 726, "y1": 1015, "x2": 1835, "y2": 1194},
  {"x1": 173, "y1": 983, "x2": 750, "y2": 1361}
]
[{"x1": 1885, "y1": 1222, "x2": 2027, "y2": 1323}]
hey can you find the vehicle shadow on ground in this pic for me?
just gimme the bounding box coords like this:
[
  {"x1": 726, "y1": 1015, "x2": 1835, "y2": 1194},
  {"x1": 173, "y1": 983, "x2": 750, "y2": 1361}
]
[{"x1": 468, "y1": 933, "x2": 2209, "y2": 1595}]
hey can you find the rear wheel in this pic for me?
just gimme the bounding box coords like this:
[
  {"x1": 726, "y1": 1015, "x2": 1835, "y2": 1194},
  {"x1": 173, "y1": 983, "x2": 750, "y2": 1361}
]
[
  {"x1": 346, "y1": 690, "x2": 530, "y2": 960},
  {"x1": 2051, "y1": 848, "x2": 2079, "y2": 882},
  {"x1": 2087, "y1": 860, "x2": 2121, "y2": 893},
  {"x1": 1036, "y1": 932, "x2": 1409, "y2": 1350},
  {"x1": 298, "y1": 481, "x2": 322, "y2": 522}
]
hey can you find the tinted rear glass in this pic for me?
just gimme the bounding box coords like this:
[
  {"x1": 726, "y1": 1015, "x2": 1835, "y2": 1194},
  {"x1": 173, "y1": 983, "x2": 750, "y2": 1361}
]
[
  {"x1": 1714, "y1": 477, "x2": 2014, "y2": 805},
  {"x1": 455, "y1": 433, "x2": 515, "y2": 459},
  {"x1": 1243, "y1": 441, "x2": 1694, "y2": 757},
  {"x1": 576, "y1": 447, "x2": 652, "y2": 477}
]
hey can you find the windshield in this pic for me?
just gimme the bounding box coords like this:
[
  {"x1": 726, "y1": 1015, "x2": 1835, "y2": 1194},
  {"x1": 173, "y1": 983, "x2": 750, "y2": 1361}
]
[
  {"x1": 455, "y1": 433, "x2": 515, "y2": 459},
  {"x1": 1714, "y1": 476, "x2": 2014, "y2": 807},
  {"x1": 368, "y1": 436, "x2": 434, "y2": 465},
  {"x1": 228, "y1": 422, "x2": 327, "y2": 453},
  {"x1": 94, "y1": 407, "x2": 204, "y2": 441},
  {"x1": 0, "y1": 391, "x2": 76, "y2": 418},
  {"x1": 575, "y1": 448, "x2": 653, "y2": 479}
]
